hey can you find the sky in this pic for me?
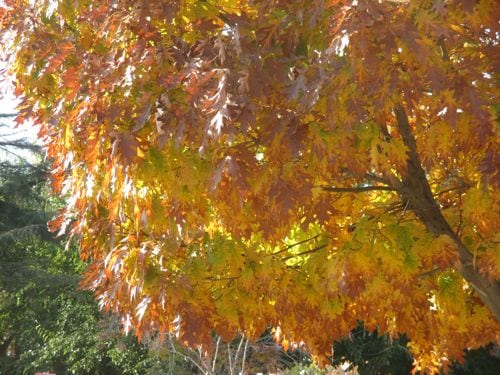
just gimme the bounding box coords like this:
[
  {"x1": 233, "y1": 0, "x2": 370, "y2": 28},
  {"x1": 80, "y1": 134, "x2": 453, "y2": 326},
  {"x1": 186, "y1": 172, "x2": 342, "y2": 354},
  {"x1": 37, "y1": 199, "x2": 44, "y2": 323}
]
[
  {"x1": 0, "y1": 59, "x2": 40, "y2": 161},
  {"x1": 0, "y1": 5, "x2": 45, "y2": 161},
  {"x1": 0, "y1": 68, "x2": 18, "y2": 115}
]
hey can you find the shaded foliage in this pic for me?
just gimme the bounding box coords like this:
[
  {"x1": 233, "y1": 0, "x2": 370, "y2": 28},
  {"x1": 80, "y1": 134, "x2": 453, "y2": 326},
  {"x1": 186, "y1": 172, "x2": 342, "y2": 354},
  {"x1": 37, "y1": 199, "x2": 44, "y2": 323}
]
[
  {"x1": 331, "y1": 322, "x2": 413, "y2": 375},
  {"x1": 450, "y1": 344, "x2": 500, "y2": 375}
]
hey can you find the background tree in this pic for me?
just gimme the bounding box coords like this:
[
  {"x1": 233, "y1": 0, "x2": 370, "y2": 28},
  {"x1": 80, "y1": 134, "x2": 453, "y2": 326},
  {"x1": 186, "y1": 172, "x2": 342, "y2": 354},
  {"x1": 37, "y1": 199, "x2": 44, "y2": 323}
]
[
  {"x1": 331, "y1": 322, "x2": 413, "y2": 375},
  {"x1": 1, "y1": 0, "x2": 499, "y2": 372},
  {"x1": 0, "y1": 115, "x2": 156, "y2": 374}
]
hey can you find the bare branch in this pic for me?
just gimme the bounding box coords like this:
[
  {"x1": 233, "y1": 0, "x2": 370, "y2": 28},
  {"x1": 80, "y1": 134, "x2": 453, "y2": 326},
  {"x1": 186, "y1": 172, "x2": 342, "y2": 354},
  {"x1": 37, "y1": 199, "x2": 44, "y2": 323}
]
[
  {"x1": 321, "y1": 185, "x2": 396, "y2": 193},
  {"x1": 271, "y1": 234, "x2": 320, "y2": 256},
  {"x1": 212, "y1": 335, "x2": 221, "y2": 373},
  {"x1": 0, "y1": 113, "x2": 17, "y2": 118},
  {"x1": 240, "y1": 337, "x2": 249, "y2": 375},
  {"x1": 282, "y1": 243, "x2": 328, "y2": 261},
  {"x1": 417, "y1": 267, "x2": 441, "y2": 279}
]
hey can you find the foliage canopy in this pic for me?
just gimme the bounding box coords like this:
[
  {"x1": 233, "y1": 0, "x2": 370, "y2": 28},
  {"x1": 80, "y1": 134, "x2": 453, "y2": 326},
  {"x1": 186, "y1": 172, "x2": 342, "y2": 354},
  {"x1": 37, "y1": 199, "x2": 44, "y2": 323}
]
[{"x1": 1, "y1": 0, "x2": 499, "y2": 371}]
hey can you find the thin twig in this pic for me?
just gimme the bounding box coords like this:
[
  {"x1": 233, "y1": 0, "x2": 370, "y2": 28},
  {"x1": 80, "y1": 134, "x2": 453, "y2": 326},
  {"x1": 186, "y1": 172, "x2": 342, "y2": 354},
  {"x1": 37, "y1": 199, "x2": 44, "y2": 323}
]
[
  {"x1": 241, "y1": 337, "x2": 249, "y2": 375},
  {"x1": 456, "y1": 192, "x2": 463, "y2": 236},
  {"x1": 212, "y1": 336, "x2": 221, "y2": 373},
  {"x1": 227, "y1": 342, "x2": 233, "y2": 375},
  {"x1": 321, "y1": 185, "x2": 396, "y2": 193},
  {"x1": 417, "y1": 267, "x2": 440, "y2": 279},
  {"x1": 282, "y1": 243, "x2": 328, "y2": 261},
  {"x1": 271, "y1": 234, "x2": 320, "y2": 256},
  {"x1": 167, "y1": 334, "x2": 205, "y2": 374},
  {"x1": 233, "y1": 335, "x2": 245, "y2": 372}
]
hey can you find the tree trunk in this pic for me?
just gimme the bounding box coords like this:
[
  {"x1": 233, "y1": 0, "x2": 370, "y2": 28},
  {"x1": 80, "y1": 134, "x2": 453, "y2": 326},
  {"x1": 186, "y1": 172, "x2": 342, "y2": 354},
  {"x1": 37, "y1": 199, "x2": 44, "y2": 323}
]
[
  {"x1": 0, "y1": 334, "x2": 13, "y2": 357},
  {"x1": 393, "y1": 104, "x2": 500, "y2": 319}
]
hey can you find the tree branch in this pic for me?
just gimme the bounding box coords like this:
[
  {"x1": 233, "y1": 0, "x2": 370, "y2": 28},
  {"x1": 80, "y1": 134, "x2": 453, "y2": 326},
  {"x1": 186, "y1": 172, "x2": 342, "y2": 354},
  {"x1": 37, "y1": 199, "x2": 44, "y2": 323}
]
[
  {"x1": 0, "y1": 113, "x2": 17, "y2": 118},
  {"x1": 321, "y1": 185, "x2": 396, "y2": 193},
  {"x1": 393, "y1": 103, "x2": 500, "y2": 319},
  {"x1": 282, "y1": 243, "x2": 328, "y2": 261},
  {"x1": 365, "y1": 173, "x2": 392, "y2": 185},
  {"x1": 271, "y1": 234, "x2": 320, "y2": 256}
]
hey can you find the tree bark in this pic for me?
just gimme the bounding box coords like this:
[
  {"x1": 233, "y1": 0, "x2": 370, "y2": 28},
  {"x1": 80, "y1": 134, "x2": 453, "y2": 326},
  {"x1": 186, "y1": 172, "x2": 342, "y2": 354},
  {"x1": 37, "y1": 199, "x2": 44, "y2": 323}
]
[
  {"x1": 393, "y1": 103, "x2": 500, "y2": 319},
  {"x1": 0, "y1": 334, "x2": 13, "y2": 357}
]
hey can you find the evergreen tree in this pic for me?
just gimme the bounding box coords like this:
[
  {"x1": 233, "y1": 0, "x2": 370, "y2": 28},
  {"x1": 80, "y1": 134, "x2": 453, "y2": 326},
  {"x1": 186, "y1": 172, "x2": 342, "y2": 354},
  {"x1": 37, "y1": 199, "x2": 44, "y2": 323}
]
[{"x1": 0, "y1": 114, "x2": 152, "y2": 374}]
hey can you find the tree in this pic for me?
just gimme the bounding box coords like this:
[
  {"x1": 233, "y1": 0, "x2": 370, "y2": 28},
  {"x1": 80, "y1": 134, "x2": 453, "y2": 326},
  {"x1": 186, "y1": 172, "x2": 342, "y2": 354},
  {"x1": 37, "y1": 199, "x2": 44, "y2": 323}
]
[
  {"x1": 1, "y1": 0, "x2": 498, "y2": 371},
  {"x1": 331, "y1": 322, "x2": 413, "y2": 375},
  {"x1": 0, "y1": 117, "x2": 156, "y2": 374}
]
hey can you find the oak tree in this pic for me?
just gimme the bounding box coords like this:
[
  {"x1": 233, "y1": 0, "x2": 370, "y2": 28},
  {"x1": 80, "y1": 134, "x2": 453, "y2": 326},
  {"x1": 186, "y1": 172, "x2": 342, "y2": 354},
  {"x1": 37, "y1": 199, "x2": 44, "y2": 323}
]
[{"x1": 1, "y1": 0, "x2": 498, "y2": 371}]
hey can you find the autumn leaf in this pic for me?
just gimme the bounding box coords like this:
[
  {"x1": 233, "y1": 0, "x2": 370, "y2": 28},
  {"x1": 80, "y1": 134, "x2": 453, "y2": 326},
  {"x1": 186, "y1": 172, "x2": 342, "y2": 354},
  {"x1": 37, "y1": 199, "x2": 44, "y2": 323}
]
[{"x1": 2, "y1": 0, "x2": 499, "y2": 372}]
